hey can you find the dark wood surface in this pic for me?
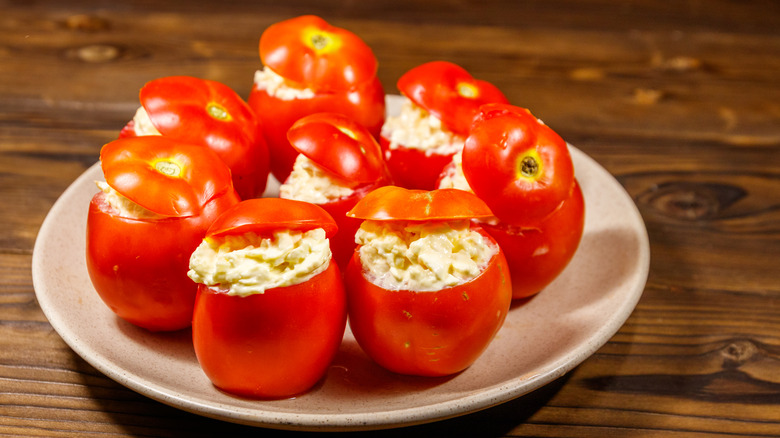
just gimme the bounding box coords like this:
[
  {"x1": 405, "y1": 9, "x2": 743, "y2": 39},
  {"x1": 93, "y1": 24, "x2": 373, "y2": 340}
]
[{"x1": 2, "y1": 1, "x2": 779, "y2": 436}]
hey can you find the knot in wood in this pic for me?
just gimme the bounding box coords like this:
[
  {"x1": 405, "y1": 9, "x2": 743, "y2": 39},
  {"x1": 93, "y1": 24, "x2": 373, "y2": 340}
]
[
  {"x1": 721, "y1": 339, "x2": 758, "y2": 369},
  {"x1": 74, "y1": 44, "x2": 120, "y2": 63},
  {"x1": 637, "y1": 181, "x2": 745, "y2": 221}
]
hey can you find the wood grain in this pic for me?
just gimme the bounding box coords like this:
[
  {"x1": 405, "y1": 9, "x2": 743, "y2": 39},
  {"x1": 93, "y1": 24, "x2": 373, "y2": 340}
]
[{"x1": 1, "y1": 0, "x2": 779, "y2": 436}]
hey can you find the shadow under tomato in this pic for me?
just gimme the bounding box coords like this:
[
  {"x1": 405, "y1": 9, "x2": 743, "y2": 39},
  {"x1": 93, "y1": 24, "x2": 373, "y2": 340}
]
[
  {"x1": 324, "y1": 338, "x2": 458, "y2": 396},
  {"x1": 114, "y1": 315, "x2": 196, "y2": 365}
]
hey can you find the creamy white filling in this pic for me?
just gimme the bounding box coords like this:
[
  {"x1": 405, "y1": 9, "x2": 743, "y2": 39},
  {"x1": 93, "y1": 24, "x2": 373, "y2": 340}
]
[
  {"x1": 95, "y1": 181, "x2": 163, "y2": 219},
  {"x1": 132, "y1": 106, "x2": 162, "y2": 136},
  {"x1": 187, "y1": 229, "x2": 331, "y2": 297},
  {"x1": 436, "y1": 150, "x2": 473, "y2": 192},
  {"x1": 279, "y1": 154, "x2": 357, "y2": 204},
  {"x1": 253, "y1": 66, "x2": 316, "y2": 100},
  {"x1": 380, "y1": 97, "x2": 464, "y2": 156},
  {"x1": 355, "y1": 220, "x2": 497, "y2": 291}
]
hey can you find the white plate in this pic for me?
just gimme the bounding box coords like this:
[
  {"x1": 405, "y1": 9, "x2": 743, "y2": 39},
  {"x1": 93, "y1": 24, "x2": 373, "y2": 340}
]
[{"x1": 32, "y1": 95, "x2": 649, "y2": 431}]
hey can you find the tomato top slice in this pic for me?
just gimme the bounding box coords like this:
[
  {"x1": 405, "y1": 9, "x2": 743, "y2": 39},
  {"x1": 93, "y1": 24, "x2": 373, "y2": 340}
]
[
  {"x1": 206, "y1": 198, "x2": 338, "y2": 238},
  {"x1": 100, "y1": 136, "x2": 234, "y2": 217},
  {"x1": 462, "y1": 103, "x2": 575, "y2": 225},
  {"x1": 286, "y1": 112, "x2": 389, "y2": 184},
  {"x1": 139, "y1": 76, "x2": 263, "y2": 175},
  {"x1": 259, "y1": 15, "x2": 378, "y2": 91},
  {"x1": 397, "y1": 61, "x2": 509, "y2": 135},
  {"x1": 347, "y1": 186, "x2": 494, "y2": 221}
]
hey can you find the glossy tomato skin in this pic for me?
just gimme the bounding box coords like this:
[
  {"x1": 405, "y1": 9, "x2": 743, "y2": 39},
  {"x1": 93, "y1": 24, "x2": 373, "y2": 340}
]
[
  {"x1": 121, "y1": 76, "x2": 270, "y2": 200},
  {"x1": 192, "y1": 261, "x2": 346, "y2": 399},
  {"x1": 249, "y1": 78, "x2": 385, "y2": 182},
  {"x1": 481, "y1": 180, "x2": 585, "y2": 299},
  {"x1": 463, "y1": 103, "x2": 575, "y2": 226},
  {"x1": 345, "y1": 228, "x2": 512, "y2": 376},
  {"x1": 397, "y1": 61, "x2": 509, "y2": 136},
  {"x1": 86, "y1": 189, "x2": 240, "y2": 332},
  {"x1": 381, "y1": 62, "x2": 508, "y2": 190},
  {"x1": 378, "y1": 134, "x2": 456, "y2": 190}
]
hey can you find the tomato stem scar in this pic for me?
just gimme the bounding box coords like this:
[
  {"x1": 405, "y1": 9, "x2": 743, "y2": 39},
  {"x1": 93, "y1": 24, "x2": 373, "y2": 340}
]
[
  {"x1": 519, "y1": 155, "x2": 540, "y2": 179},
  {"x1": 311, "y1": 33, "x2": 330, "y2": 50},
  {"x1": 457, "y1": 82, "x2": 478, "y2": 99},
  {"x1": 206, "y1": 103, "x2": 231, "y2": 121},
  {"x1": 154, "y1": 160, "x2": 182, "y2": 177}
]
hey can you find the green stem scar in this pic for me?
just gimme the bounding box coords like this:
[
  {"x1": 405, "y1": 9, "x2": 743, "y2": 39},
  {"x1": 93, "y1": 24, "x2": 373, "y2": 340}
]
[
  {"x1": 207, "y1": 103, "x2": 231, "y2": 121},
  {"x1": 311, "y1": 33, "x2": 330, "y2": 50},
  {"x1": 155, "y1": 160, "x2": 181, "y2": 177},
  {"x1": 457, "y1": 82, "x2": 478, "y2": 98}
]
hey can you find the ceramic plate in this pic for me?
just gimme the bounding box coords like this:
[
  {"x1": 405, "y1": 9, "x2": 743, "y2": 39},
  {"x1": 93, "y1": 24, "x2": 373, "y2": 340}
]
[{"x1": 32, "y1": 95, "x2": 649, "y2": 431}]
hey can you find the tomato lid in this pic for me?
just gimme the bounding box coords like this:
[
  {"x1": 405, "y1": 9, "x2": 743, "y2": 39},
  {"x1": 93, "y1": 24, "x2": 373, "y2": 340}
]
[
  {"x1": 139, "y1": 75, "x2": 262, "y2": 175},
  {"x1": 286, "y1": 112, "x2": 388, "y2": 183},
  {"x1": 347, "y1": 186, "x2": 494, "y2": 221},
  {"x1": 397, "y1": 61, "x2": 509, "y2": 135},
  {"x1": 206, "y1": 198, "x2": 338, "y2": 238},
  {"x1": 259, "y1": 15, "x2": 378, "y2": 91},
  {"x1": 100, "y1": 136, "x2": 234, "y2": 217}
]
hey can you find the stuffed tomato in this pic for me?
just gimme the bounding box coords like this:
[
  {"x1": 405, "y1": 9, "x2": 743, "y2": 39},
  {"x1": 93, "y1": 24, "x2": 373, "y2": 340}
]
[
  {"x1": 187, "y1": 198, "x2": 347, "y2": 399},
  {"x1": 86, "y1": 136, "x2": 240, "y2": 331},
  {"x1": 279, "y1": 112, "x2": 391, "y2": 270},
  {"x1": 119, "y1": 75, "x2": 270, "y2": 200},
  {"x1": 439, "y1": 103, "x2": 584, "y2": 299},
  {"x1": 344, "y1": 186, "x2": 512, "y2": 376},
  {"x1": 248, "y1": 15, "x2": 385, "y2": 182},
  {"x1": 380, "y1": 61, "x2": 508, "y2": 190}
]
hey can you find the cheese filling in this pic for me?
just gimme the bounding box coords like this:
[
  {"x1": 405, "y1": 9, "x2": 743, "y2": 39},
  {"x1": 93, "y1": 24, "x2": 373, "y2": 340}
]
[
  {"x1": 381, "y1": 97, "x2": 464, "y2": 157},
  {"x1": 355, "y1": 220, "x2": 497, "y2": 291},
  {"x1": 436, "y1": 150, "x2": 473, "y2": 192},
  {"x1": 132, "y1": 106, "x2": 162, "y2": 136},
  {"x1": 279, "y1": 154, "x2": 358, "y2": 204},
  {"x1": 253, "y1": 66, "x2": 316, "y2": 100},
  {"x1": 187, "y1": 229, "x2": 331, "y2": 297},
  {"x1": 95, "y1": 181, "x2": 163, "y2": 219}
]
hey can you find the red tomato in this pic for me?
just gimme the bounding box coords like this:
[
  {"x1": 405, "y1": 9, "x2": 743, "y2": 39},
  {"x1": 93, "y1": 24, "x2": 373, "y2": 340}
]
[
  {"x1": 193, "y1": 263, "x2": 345, "y2": 399},
  {"x1": 259, "y1": 15, "x2": 378, "y2": 91},
  {"x1": 86, "y1": 137, "x2": 240, "y2": 331},
  {"x1": 378, "y1": 135, "x2": 456, "y2": 191},
  {"x1": 347, "y1": 185, "x2": 494, "y2": 221},
  {"x1": 345, "y1": 187, "x2": 511, "y2": 376},
  {"x1": 119, "y1": 76, "x2": 270, "y2": 200},
  {"x1": 249, "y1": 15, "x2": 385, "y2": 182},
  {"x1": 481, "y1": 180, "x2": 585, "y2": 299},
  {"x1": 191, "y1": 198, "x2": 347, "y2": 399},
  {"x1": 462, "y1": 103, "x2": 575, "y2": 226},
  {"x1": 206, "y1": 197, "x2": 338, "y2": 238},
  {"x1": 283, "y1": 112, "x2": 391, "y2": 269},
  {"x1": 345, "y1": 229, "x2": 511, "y2": 377},
  {"x1": 380, "y1": 61, "x2": 509, "y2": 190},
  {"x1": 397, "y1": 61, "x2": 509, "y2": 135}
]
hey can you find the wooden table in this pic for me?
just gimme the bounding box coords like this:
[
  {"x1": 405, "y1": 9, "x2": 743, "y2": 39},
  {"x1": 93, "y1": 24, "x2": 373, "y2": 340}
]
[{"x1": 2, "y1": 1, "x2": 779, "y2": 436}]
